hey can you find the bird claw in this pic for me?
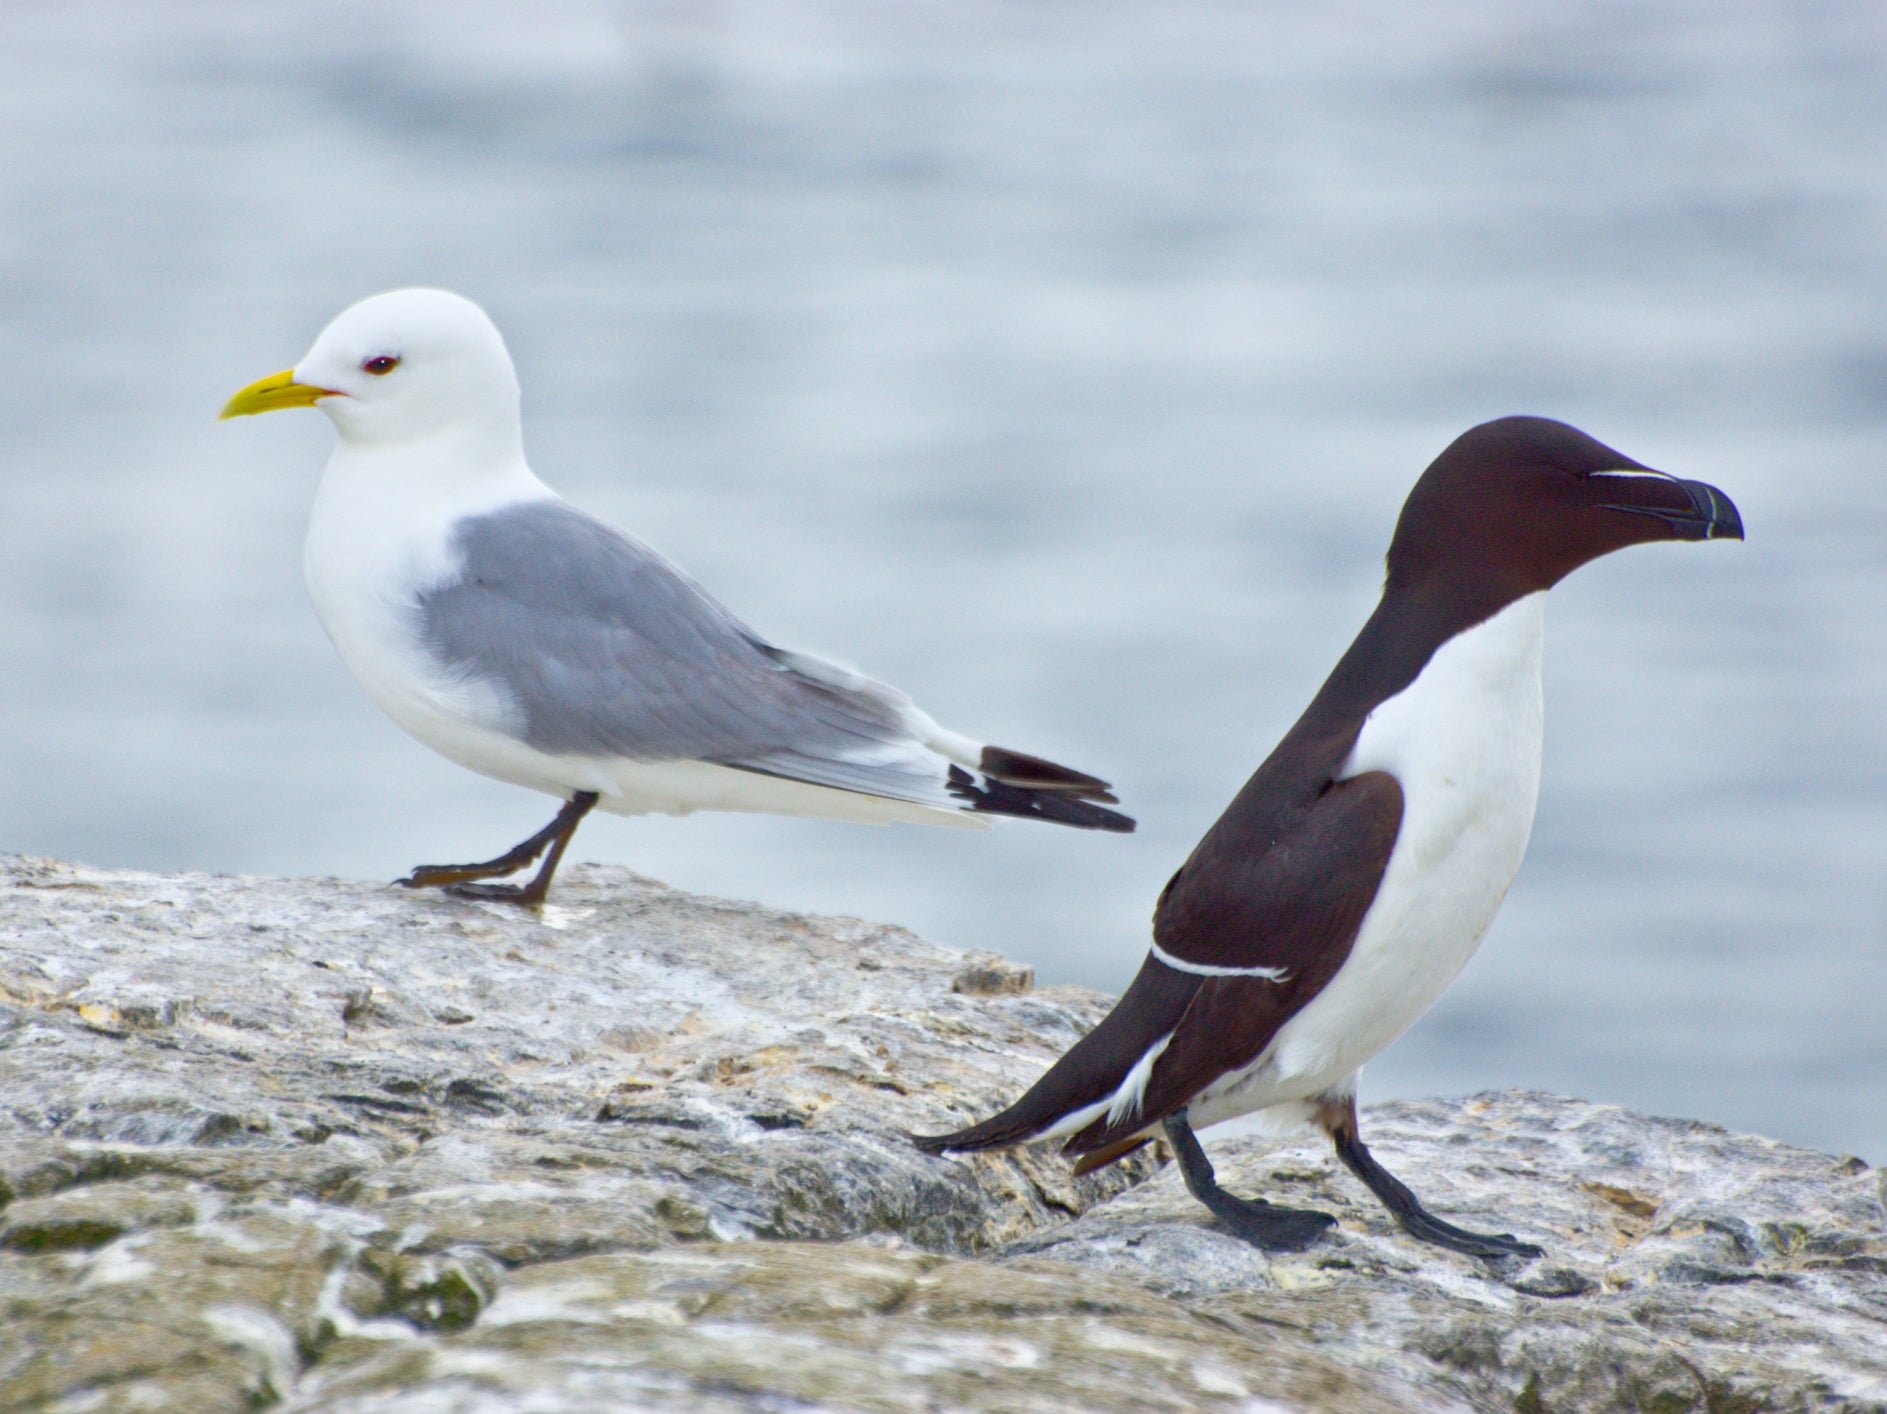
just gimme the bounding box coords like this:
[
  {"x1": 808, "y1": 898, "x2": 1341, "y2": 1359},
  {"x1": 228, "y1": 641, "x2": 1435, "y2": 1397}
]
[
  {"x1": 400, "y1": 857, "x2": 532, "y2": 889},
  {"x1": 443, "y1": 881, "x2": 547, "y2": 907},
  {"x1": 1454, "y1": 1231, "x2": 1543, "y2": 1261}
]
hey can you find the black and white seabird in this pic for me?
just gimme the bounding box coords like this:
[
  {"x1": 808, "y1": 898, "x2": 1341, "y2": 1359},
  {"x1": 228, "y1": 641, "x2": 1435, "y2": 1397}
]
[
  {"x1": 221, "y1": 289, "x2": 1132, "y2": 906},
  {"x1": 918, "y1": 416, "x2": 1742, "y2": 1259}
]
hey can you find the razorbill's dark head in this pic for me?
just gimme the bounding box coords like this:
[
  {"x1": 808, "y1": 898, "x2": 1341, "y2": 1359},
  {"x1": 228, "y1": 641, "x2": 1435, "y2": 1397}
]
[{"x1": 1386, "y1": 416, "x2": 1743, "y2": 607}]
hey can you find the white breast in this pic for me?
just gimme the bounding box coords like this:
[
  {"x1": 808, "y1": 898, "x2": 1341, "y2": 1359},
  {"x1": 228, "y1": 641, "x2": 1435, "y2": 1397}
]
[
  {"x1": 1191, "y1": 591, "x2": 1547, "y2": 1128},
  {"x1": 302, "y1": 438, "x2": 554, "y2": 779}
]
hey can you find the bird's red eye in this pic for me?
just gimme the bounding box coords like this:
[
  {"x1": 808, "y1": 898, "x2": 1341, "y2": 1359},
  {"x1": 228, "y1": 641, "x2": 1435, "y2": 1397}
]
[{"x1": 362, "y1": 355, "x2": 400, "y2": 376}]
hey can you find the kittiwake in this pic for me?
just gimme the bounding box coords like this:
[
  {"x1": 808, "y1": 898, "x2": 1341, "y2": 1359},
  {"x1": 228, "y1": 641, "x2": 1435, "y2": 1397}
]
[{"x1": 221, "y1": 288, "x2": 1133, "y2": 904}]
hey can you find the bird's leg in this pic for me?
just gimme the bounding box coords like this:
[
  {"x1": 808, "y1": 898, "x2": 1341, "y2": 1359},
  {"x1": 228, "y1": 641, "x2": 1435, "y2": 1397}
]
[
  {"x1": 1317, "y1": 1095, "x2": 1542, "y2": 1260},
  {"x1": 399, "y1": 792, "x2": 600, "y2": 905},
  {"x1": 1163, "y1": 1109, "x2": 1336, "y2": 1252}
]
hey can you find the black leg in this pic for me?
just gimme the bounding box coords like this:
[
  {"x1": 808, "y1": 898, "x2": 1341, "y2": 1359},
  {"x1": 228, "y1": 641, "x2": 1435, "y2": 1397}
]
[
  {"x1": 1319, "y1": 1095, "x2": 1541, "y2": 1261},
  {"x1": 1163, "y1": 1109, "x2": 1336, "y2": 1252},
  {"x1": 399, "y1": 793, "x2": 599, "y2": 906}
]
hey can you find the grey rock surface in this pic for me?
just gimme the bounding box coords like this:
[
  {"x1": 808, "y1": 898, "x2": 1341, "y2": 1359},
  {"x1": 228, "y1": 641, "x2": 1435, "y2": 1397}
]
[{"x1": 1, "y1": 853, "x2": 1882, "y2": 1412}]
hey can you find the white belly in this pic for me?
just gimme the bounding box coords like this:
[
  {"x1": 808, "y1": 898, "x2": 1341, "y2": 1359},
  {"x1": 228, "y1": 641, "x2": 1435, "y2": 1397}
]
[{"x1": 1191, "y1": 591, "x2": 1547, "y2": 1129}]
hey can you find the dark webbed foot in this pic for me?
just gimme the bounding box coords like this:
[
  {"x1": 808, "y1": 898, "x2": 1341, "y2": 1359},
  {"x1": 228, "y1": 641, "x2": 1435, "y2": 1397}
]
[
  {"x1": 1198, "y1": 1190, "x2": 1337, "y2": 1252},
  {"x1": 1319, "y1": 1095, "x2": 1542, "y2": 1261},
  {"x1": 1386, "y1": 1205, "x2": 1542, "y2": 1261},
  {"x1": 398, "y1": 792, "x2": 598, "y2": 907},
  {"x1": 1164, "y1": 1110, "x2": 1337, "y2": 1253}
]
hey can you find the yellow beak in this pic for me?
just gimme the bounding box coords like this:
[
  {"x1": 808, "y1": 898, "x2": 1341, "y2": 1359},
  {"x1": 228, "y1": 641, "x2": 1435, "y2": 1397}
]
[{"x1": 219, "y1": 369, "x2": 335, "y2": 420}]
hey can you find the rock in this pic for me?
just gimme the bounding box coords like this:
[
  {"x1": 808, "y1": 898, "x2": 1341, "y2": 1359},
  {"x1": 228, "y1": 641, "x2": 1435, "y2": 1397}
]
[
  {"x1": 2, "y1": 853, "x2": 1883, "y2": 1412},
  {"x1": 0, "y1": 1176, "x2": 204, "y2": 1252},
  {"x1": 1011, "y1": 1091, "x2": 1887, "y2": 1410},
  {"x1": 951, "y1": 952, "x2": 1035, "y2": 996},
  {"x1": 294, "y1": 1242, "x2": 1432, "y2": 1413}
]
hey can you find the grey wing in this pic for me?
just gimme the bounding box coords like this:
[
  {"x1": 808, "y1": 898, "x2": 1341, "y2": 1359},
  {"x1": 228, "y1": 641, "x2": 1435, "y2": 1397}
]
[{"x1": 418, "y1": 499, "x2": 957, "y2": 804}]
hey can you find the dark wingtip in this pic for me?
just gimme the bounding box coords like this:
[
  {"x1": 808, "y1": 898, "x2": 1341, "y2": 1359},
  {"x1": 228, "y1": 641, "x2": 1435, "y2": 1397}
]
[
  {"x1": 948, "y1": 765, "x2": 1136, "y2": 831},
  {"x1": 912, "y1": 1119, "x2": 1024, "y2": 1156},
  {"x1": 923, "y1": 1125, "x2": 1155, "y2": 1174},
  {"x1": 979, "y1": 745, "x2": 1120, "y2": 803}
]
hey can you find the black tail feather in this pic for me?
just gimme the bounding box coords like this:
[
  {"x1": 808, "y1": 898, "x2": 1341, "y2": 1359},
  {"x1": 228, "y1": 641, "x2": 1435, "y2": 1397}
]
[
  {"x1": 979, "y1": 745, "x2": 1119, "y2": 803},
  {"x1": 913, "y1": 1110, "x2": 1045, "y2": 1156},
  {"x1": 913, "y1": 955, "x2": 1202, "y2": 1157},
  {"x1": 947, "y1": 764, "x2": 1135, "y2": 832},
  {"x1": 1070, "y1": 1135, "x2": 1154, "y2": 1175}
]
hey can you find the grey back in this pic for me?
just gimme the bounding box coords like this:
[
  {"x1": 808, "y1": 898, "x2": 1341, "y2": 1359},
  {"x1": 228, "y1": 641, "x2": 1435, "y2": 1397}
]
[{"x1": 418, "y1": 500, "x2": 952, "y2": 804}]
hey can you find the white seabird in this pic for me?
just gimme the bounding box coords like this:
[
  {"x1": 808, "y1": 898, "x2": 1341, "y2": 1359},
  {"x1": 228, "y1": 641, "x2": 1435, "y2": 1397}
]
[{"x1": 222, "y1": 288, "x2": 1132, "y2": 904}]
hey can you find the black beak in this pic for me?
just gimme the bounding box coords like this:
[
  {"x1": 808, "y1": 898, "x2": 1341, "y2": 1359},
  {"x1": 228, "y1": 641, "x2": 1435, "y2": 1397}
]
[{"x1": 1597, "y1": 475, "x2": 1744, "y2": 542}]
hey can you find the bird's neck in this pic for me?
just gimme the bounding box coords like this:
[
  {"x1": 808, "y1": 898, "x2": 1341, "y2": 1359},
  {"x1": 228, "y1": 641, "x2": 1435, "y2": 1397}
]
[
  {"x1": 1185, "y1": 580, "x2": 1541, "y2": 864},
  {"x1": 306, "y1": 429, "x2": 554, "y2": 612},
  {"x1": 318, "y1": 426, "x2": 545, "y2": 519},
  {"x1": 1312, "y1": 586, "x2": 1481, "y2": 730}
]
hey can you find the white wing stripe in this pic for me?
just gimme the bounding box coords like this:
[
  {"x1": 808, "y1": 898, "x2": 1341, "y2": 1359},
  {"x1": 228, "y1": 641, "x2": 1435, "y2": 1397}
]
[{"x1": 1150, "y1": 941, "x2": 1290, "y2": 980}]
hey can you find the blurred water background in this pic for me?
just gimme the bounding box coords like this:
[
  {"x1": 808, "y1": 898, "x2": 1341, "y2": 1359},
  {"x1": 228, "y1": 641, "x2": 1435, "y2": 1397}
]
[{"x1": 2, "y1": 0, "x2": 1883, "y2": 1158}]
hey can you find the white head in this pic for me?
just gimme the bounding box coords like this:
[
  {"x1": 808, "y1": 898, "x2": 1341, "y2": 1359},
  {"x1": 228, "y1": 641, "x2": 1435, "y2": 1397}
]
[{"x1": 222, "y1": 288, "x2": 522, "y2": 453}]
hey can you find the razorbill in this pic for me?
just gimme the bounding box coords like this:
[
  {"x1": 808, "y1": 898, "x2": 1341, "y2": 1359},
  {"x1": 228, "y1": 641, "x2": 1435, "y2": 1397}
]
[{"x1": 917, "y1": 416, "x2": 1741, "y2": 1260}]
